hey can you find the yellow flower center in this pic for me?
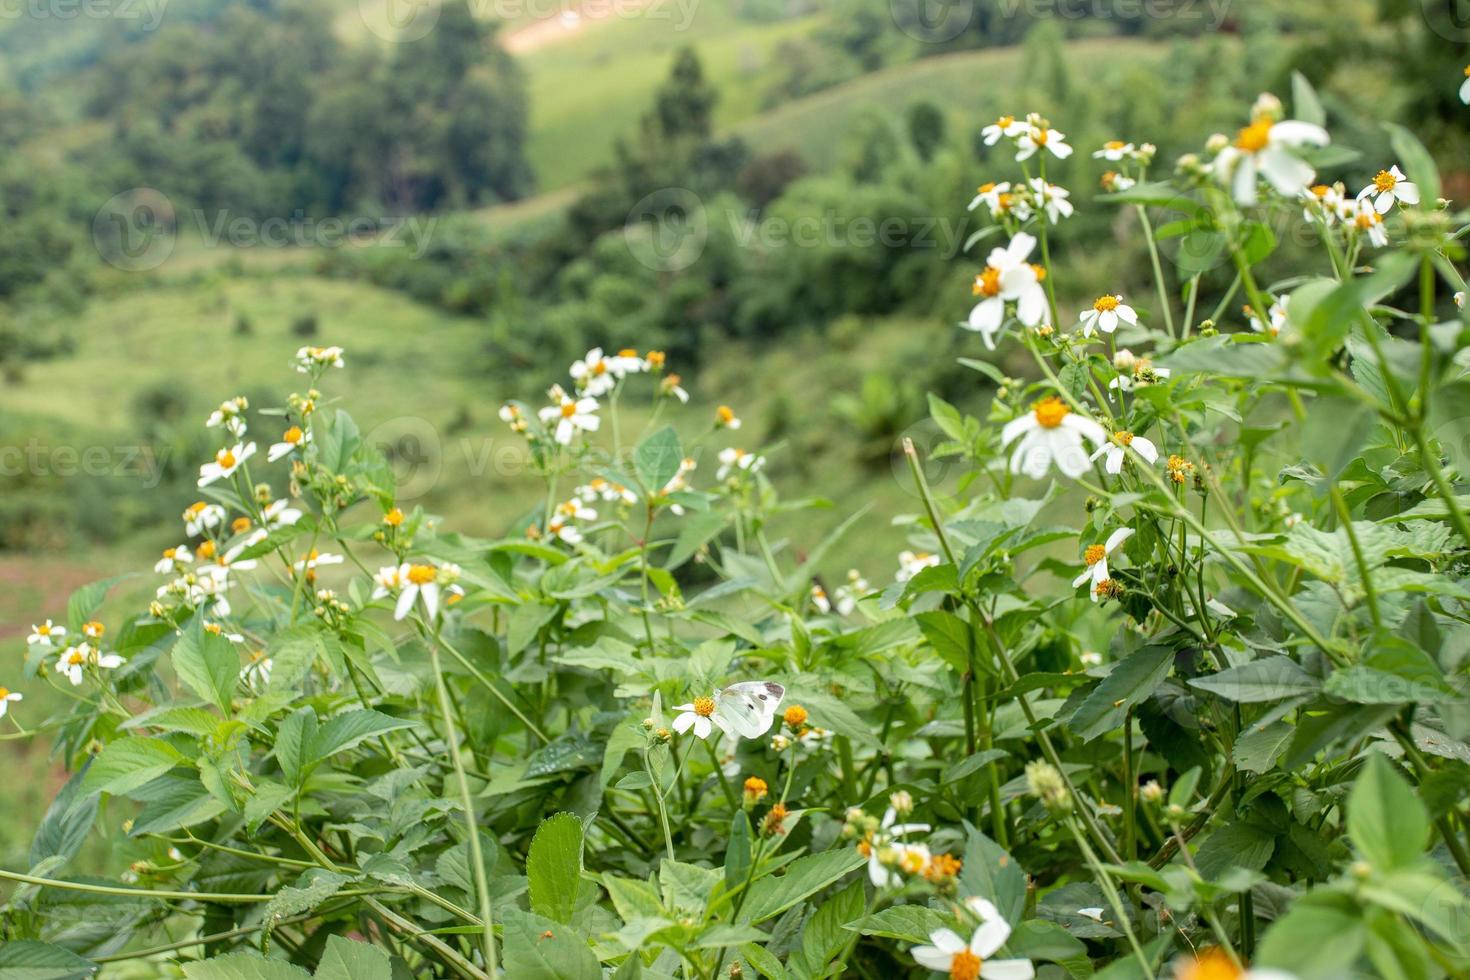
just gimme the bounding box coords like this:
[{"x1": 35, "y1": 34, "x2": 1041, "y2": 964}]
[
  {"x1": 898, "y1": 849, "x2": 928, "y2": 874},
  {"x1": 593, "y1": 361, "x2": 607, "y2": 375},
  {"x1": 995, "y1": 192, "x2": 1014, "y2": 212},
  {"x1": 37, "y1": 624, "x2": 51, "y2": 635},
  {"x1": 67, "y1": 651, "x2": 85, "y2": 665},
  {"x1": 647, "y1": 351, "x2": 665, "y2": 367},
  {"x1": 1464, "y1": 65, "x2": 1470, "y2": 77},
  {"x1": 950, "y1": 950, "x2": 982, "y2": 980},
  {"x1": 1034, "y1": 129, "x2": 1050, "y2": 145},
  {"x1": 717, "y1": 406, "x2": 736, "y2": 424},
  {"x1": 744, "y1": 776, "x2": 768, "y2": 797},
  {"x1": 1112, "y1": 430, "x2": 1134, "y2": 446},
  {"x1": 978, "y1": 182, "x2": 997, "y2": 193},
  {"x1": 232, "y1": 517, "x2": 251, "y2": 534},
  {"x1": 693, "y1": 696, "x2": 716, "y2": 717},
  {"x1": 186, "y1": 502, "x2": 207, "y2": 517},
  {"x1": 197, "y1": 541, "x2": 216, "y2": 559},
  {"x1": 1094, "y1": 295, "x2": 1120, "y2": 312},
  {"x1": 1033, "y1": 396, "x2": 1069, "y2": 429},
  {"x1": 560, "y1": 401, "x2": 577, "y2": 418},
  {"x1": 618, "y1": 348, "x2": 638, "y2": 358},
  {"x1": 1234, "y1": 119, "x2": 1272, "y2": 153},
  {"x1": 0, "y1": 687, "x2": 8, "y2": 699},
  {"x1": 216, "y1": 449, "x2": 237, "y2": 469},
  {"x1": 1175, "y1": 948, "x2": 1243, "y2": 980},
  {"x1": 1031, "y1": 264, "x2": 1047, "y2": 282},
  {"x1": 1373, "y1": 169, "x2": 1397, "y2": 193},
  {"x1": 1106, "y1": 140, "x2": 1126, "y2": 151},
  {"x1": 1084, "y1": 544, "x2": 1107, "y2": 566},
  {"x1": 784, "y1": 705, "x2": 808, "y2": 727},
  {"x1": 996, "y1": 115, "x2": 1014, "y2": 128},
  {"x1": 973, "y1": 267, "x2": 1002, "y2": 297},
  {"x1": 84, "y1": 621, "x2": 104, "y2": 637},
  {"x1": 283, "y1": 425, "x2": 304, "y2": 445},
  {"x1": 407, "y1": 564, "x2": 437, "y2": 585},
  {"x1": 1310, "y1": 184, "x2": 1331, "y2": 198},
  {"x1": 204, "y1": 623, "x2": 222, "y2": 635},
  {"x1": 384, "y1": 508, "x2": 404, "y2": 526}
]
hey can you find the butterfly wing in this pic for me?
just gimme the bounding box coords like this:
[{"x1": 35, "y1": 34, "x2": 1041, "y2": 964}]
[{"x1": 714, "y1": 681, "x2": 785, "y2": 739}]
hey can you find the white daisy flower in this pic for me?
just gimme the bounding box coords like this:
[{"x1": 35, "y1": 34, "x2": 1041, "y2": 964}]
[
  {"x1": 1016, "y1": 114, "x2": 1072, "y2": 161},
  {"x1": 499, "y1": 403, "x2": 528, "y2": 433},
  {"x1": 965, "y1": 232, "x2": 1048, "y2": 349},
  {"x1": 0, "y1": 686, "x2": 22, "y2": 718},
  {"x1": 198, "y1": 541, "x2": 259, "y2": 578},
  {"x1": 1300, "y1": 182, "x2": 1347, "y2": 225},
  {"x1": 538, "y1": 386, "x2": 601, "y2": 445},
  {"x1": 660, "y1": 457, "x2": 698, "y2": 515},
  {"x1": 833, "y1": 569, "x2": 867, "y2": 614},
  {"x1": 1100, "y1": 171, "x2": 1136, "y2": 193},
  {"x1": 660, "y1": 373, "x2": 689, "y2": 403},
  {"x1": 1357, "y1": 165, "x2": 1419, "y2": 214},
  {"x1": 262, "y1": 498, "x2": 303, "y2": 529},
  {"x1": 570, "y1": 348, "x2": 618, "y2": 397},
  {"x1": 1001, "y1": 397, "x2": 1108, "y2": 480},
  {"x1": 671, "y1": 694, "x2": 718, "y2": 740},
  {"x1": 1071, "y1": 527, "x2": 1134, "y2": 600},
  {"x1": 896, "y1": 550, "x2": 940, "y2": 583},
  {"x1": 373, "y1": 562, "x2": 459, "y2": 621},
  {"x1": 1462, "y1": 65, "x2": 1470, "y2": 104},
  {"x1": 183, "y1": 501, "x2": 227, "y2": 537},
  {"x1": 910, "y1": 906, "x2": 1035, "y2": 979},
  {"x1": 1108, "y1": 356, "x2": 1171, "y2": 392},
  {"x1": 197, "y1": 442, "x2": 256, "y2": 488},
  {"x1": 1212, "y1": 99, "x2": 1330, "y2": 205},
  {"x1": 292, "y1": 549, "x2": 344, "y2": 574},
  {"x1": 716, "y1": 405, "x2": 742, "y2": 429},
  {"x1": 154, "y1": 545, "x2": 193, "y2": 574},
  {"x1": 968, "y1": 181, "x2": 1018, "y2": 218},
  {"x1": 1026, "y1": 179, "x2": 1073, "y2": 224},
  {"x1": 1090, "y1": 430, "x2": 1159, "y2": 475},
  {"x1": 267, "y1": 425, "x2": 310, "y2": 462},
  {"x1": 1078, "y1": 295, "x2": 1137, "y2": 337},
  {"x1": 294, "y1": 345, "x2": 345, "y2": 373},
  {"x1": 185, "y1": 572, "x2": 234, "y2": 617},
  {"x1": 981, "y1": 114, "x2": 1026, "y2": 146},
  {"x1": 610, "y1": 348, "x2": 646, "y2": 377},
  {"x1": 1352, "y1": 201, "x2": 1389, "y2": 248},
  {"x1": 57, "y1": 644, "x2": 124, "y2": 686},
  {"x1": 1093, "y1": 140, "x2": 1135, "y2": 161},
  {"x1": 810, "y1": 584, "x2": 832, "y2": 613},
  {"x1": 1246, "y1": 300, "x2": 1289, "y2": 337},
  {"x1": 27, "y1": 620, "x2": 66, "y2": 647},
  {"x1": 203, "y1": 622, "x2": 244, "y2": 644},
  {"x1": 866, "y1": 806, "x2": 933, "y2": 887},
  {"x1": 205, "y1": 397, "x2": 249, "y2": 438},
  {"x1": 717, "y1": 448, "x2": 764, "y2": 479}
]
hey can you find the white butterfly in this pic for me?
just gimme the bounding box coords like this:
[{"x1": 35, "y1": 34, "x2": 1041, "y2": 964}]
[
  {"x1": 672, "y1": 681, "x2": 785, "y2": 741},
  {"x1": 716, "y1": 681, "x2": 785, "y2": 739}
]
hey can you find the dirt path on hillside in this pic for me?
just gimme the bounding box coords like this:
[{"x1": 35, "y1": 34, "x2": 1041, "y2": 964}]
[{"x1": 500, "y1": 0, "x2": 655, "y2": 53}]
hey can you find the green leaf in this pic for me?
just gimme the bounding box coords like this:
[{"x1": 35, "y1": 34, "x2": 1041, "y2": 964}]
[
  {"x1": 1256, "y1": 891, "x2": 1366, "y2": 979},
  {"x1": 0, "y1": 940, "x2": 97, "y2": 980},
  {"x1": 172, "y1": 617, "x2": 239, "y2": 712},
  {"x1": 274, "y1": 707, "x2": 318, "y2": 788},
  {"x1": 739, "y1": 848, "x2": 865, "y2": 925},
  {"x1": 180, "y1": 955, "x2": 310, "y2": 979},
  {"x1": 527, "y1": 812, "x2": 584, "y2": 925},
  {"x1": 1189, "y1": 656, "x2": 1318, "y2": 703},
  {"x1": 635, "y1": 426, "x2": 682, "y2": 493},
  {"x1": 792, "y1": 881, "x2": 864, "y2": 976},
  {"x1": 262, "y1": 870, "x2": 352, "y2": 934},
  {"x1": 958, "y1": 824, "x2": 1027, "y2": 924},
  {"x1": 500, "y1": 908, "x2": 600, "y2": 980},
  {"x1": 309, "y1": 710, "x2": 417, "y2": 764},
  {"x1": 1348, "y1": 754, "x2": 1428, "y2": 871},
  {"x1": 129, "y1": 774, "x2": 228, "y2": 836},
  {"x1": 1194, "y1": 821, "x2": 1276, "y2": 881},
  {"x1": 725, "y1": 812, "x2": 752, "y2": 892},
  {"x1": 1069, "y1": 647, "x2": 1174, "y2": 740},
  {"x1": 30, "y1": 764, "x2": 98, "y2": 871},
  {"x1": 1385, "y1": 121, "x2": 1441, "y2": 204},
  {"x1": 79, "y1": 736, "x2": 185, "y2": 799},
  {"x1": 915, "y1": 610, "x2": 972, "y2": 674},
  {"x1": 851, "y1": 904, "x2": 950, "y2": 944},
  {"x1": 1006, "y1": 919, "x2": 1093, "y2": 976},
  {"x1": 739, "y1": 943, "x2": 789, "y2": 980},
  {"x1": 1291, "y1": 70, "x2": 1326, "y2": 126},
  {"x1": 313, "y1": 936, "x2": 392, "y2": 980},
  {"x1": 66, "y1": 577, "x2": 127, "y2": 635}
]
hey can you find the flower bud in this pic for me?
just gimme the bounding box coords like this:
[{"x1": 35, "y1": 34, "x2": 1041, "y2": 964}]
[{"x1": 1025, "y1": 760, "x2": 1072, "y2": 813}]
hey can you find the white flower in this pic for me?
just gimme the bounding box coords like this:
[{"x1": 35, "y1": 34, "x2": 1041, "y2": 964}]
[
  {"x1": 1212, "y1": 100, "x2": 1329, "y2": 205},
  {"x1": 1462, "y1": 65, "x2": 1470, "y2": 104},
  {"x1": 197, "y1": 442, "x2": 256, "y2": 487},
  {"x1": 1001, "y1": 397, "x2": 1108, "y2": 479},
  {"x1": 968, "y1": 182, "x2": 1025, "y2": 220},
  {"x1": 671, "y1": 695, "x2": 718, "y2": 740},
  {"x1": 198, "y1": 541, "x2": 259, "y2": 579},
  {"x1": 1090, "y1": 430, "x2": 1159, "y2": 475},
  {"x1": 810, "y1": 584, "x2": 832, "y2": 613},
  {"x1": 205, "y1": 397, "x2": 249, "y2": 437},
  {"x1": 154, "y1": 545, "x2": 193, "y2": 574},
  {"x1": 267, "y1": 425, "x2": 310, "y2": 462},
  {"x1": 660, "y1": 457, "x2": 698, "y2": 515},
  {"x1": 896, "y1": 550, "x2": 940, "y2": 583},
  {"x1": 0, "y1": 686, "x2": 22, "y2": 718},
  {"x1": 1016, "y1": 114, "x2": 1072, "y2": 161},
  {"x1": 1108, "y1": 356, "x2": 1171, "y2": 392},
  {"x1": 183, "y1": 501, "x2": 227, "y2": 536},
  {"x1": 570, "y1": 347, "x2": 618, "y2": 397},
  {"x1": 717, "y1": 448, "x2": 765, "y2": 479},
  {"x1": 538, "y1": 386, "x2": 601, "y2": 445},
  {"x1": 373, "y1": 562, "x2": 456, "y2": 621},
  {"x1": 981, "y1": 114, "x2": 1026, "y2": 145},
  {"x1": 609, "y1": 348, "x2": 646, "y2": 377},
  {"x1": 263, "y1": 499, "x2": 303, "y2": 529},
  {"x1": 27, "y1": 620, "x2": 66, "y2": 647},
  {"x1": 1078, "y1": 295, "x2": 1137, "y2": 337},
  {"x1": 660, "y1": 373, "x2": 689, "y2": 403},
  {"x1": 242, "y1": 650, "x2": 273, "y2": 686},
  {"x1": 910, "y1": 908, "x2": 1035, "y2": 979},
  {"x1": 1357, "y1": 165, "x2": 1419, "y2": 214},
  {"x1": 185, "y1": 572, "x2": 234, "y2": 617},
  {"x1": 499, "y1": 403, "x2": 528, "y2": 433},
  {"x1": 292, "y1": 549, "x2": 344, "y2": 574},
  {"x1": 577, "y1": 478, "x2": 637, "y2": 505},
  {"x1": 1246, "y1": 300, "x2": 1289, "y2": 337},
  {"x1": 57, "y1": 644, "x2": 124, "y2": 685},
  {"x1": 1093, "y1": 140, "x2": 1135, "y2": 161},
  {"x1": 1352, "y1": 201, "x2": 1389, "y2": 248},
  {"x1": 1027, "y1": 179, "x2": 1073, "y2": 224},
  {"x1": 295, "y1": 345, "x2": 344, "y2": 373},
  {"x1": 715, "y1": 405, "x2": 741, "y2": 429},
  {"x1": 866, "y1": 807, "x2": 932, "y2": 887},
  {"x1": 1455, "y1": 291, "x2": 1466, "y2": 311},
  {"x1": 965, "y1": 233, "x2": 1047, "y2": 349},
  {"x1": 1300, "y1": 182, "x2": 1348, "y2": 225},
  {"x1": 1071, "y1": 527, "x2": 1134, "y2": 600},
  {"x1": 1100, "y1": 171, "x2": 1136, "y2": 193},
  {"x1": 833, "y1": 569, "x2": 867, "y2": 614}
]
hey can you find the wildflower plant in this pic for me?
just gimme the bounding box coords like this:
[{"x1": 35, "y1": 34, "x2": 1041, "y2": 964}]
[{"x1": 3, "y1": 74, "x2": 1470, "y2": 980}]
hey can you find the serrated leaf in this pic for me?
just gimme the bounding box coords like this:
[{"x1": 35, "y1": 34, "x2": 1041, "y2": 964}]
[
  {"x1": 1348, "y1": 754, "x2": 1428, "y2": 872},
  {"x1": 172, "y1": 618, "x2": 239, "y2": 712},
  {"x1": 500, "y1": 908, "x2": 600, "y2": 980},
  {"x1": 1069, "y1": 647, "x2": 1174, "y2": 740},
  {"x1": 1189, "y1": 656, "x2": 1318, "y2": 703},
  {"x1": 739, "y1": 848, "x2": 865, "y2": 925},
  {"x1": 313, "y1": 936, "x2": 391, "y2": 980},
  {"x1": 0, "y1": 940, "x2": 97, "y2": 980},
  {"x1": 30, "y1": 764, "x2": 98, "y2": 871},
  {"x1": 634, "y1": 425, "x2": 682, "y2": 493},
  {"x1": 262, "y1": 869, "x2": 352, "y2": 929},
  {"x1": 180, "y1": 953, "x2": 311, "y2": 980},
  {"x1": 79, "y1": 737, "x2": 185, "y2": 799},
  {"x1": 527, "y1": 812, "x2": 584, "y2": 924},
  {"x1": 308, "y1": 710, "x2": 416, "y2": 764}
]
